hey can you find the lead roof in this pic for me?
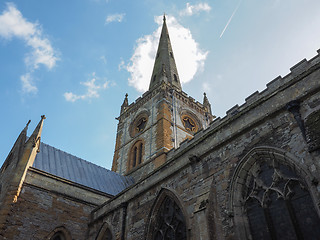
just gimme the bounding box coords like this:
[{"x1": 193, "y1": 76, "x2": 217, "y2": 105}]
[{"x1": 33, "y1": 142, "x2": 134, "y2": 196}]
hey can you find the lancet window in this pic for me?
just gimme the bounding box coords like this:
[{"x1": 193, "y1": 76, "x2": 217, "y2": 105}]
[{"x1": 129, "y1": 140, "x2": 144, "y2": 170}]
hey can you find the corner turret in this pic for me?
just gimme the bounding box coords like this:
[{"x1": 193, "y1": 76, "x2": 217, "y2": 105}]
[
  {"x1": 203, "y1": 92, "x2": 212, "y2": 115},
  {"x1": 120, "y1": 93, "x2": 129, "y2": 114}
]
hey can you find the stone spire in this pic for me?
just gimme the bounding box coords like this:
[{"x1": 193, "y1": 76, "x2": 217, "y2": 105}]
[
  {"x1": 203, "y1": 92, "x2": 212, "y2": 115},
  {"x1": 149, "y1": 14, "x2": 182, "y2": 91}
]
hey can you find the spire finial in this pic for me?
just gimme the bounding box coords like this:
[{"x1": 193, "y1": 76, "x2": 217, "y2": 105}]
[
  {"x1": 26, "y1": 120, "x2": 31, "y2": 127},
  {"x1": 163, "y1": 13, "x2": 166, "y2": 22}
]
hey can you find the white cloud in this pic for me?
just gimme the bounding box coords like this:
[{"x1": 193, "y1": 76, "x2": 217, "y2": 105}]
[
  {"x1": 125, "y1": 15, "x2": 208, "y2": 92},
  {"x1": 180, "y1": 3, "x2": 211, "y2": 16},
  {"x1": 202, "y1": 81, "x2": 212, "y2": 93},
  {"x1": 100, "y1": 55, "x2": 107, "y2": 65},
  {"x1": 64, "y1": 72, "x2": 113, "y2": 102},
  {"x1": 118, "y1": 59, "x2": 125, "y2": 71},
  {"x1": 0, "y1": 3, "x2": 58, "y2": 93},
  {"x1": 20, "y1": 73, "x2": 37, "y2": 94},
  {"x1": 105, "y1": 13, "x2": 125, "y2": 24}
]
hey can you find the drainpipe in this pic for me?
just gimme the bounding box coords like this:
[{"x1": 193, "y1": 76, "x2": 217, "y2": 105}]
[
  {"x1": 170, "y1": 89, "x2": 177, "y2": 148},
  {"x1": 149, "y1": 97, "x2": 154, "y2": 158}
]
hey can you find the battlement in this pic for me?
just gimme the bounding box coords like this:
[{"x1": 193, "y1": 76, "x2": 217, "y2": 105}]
[
  {"x1": 168, "y1": 48, "x2": 320, "y2": 159},
  {"x1": 118, "y1": 81, "x2": 211, "y2": 122}
]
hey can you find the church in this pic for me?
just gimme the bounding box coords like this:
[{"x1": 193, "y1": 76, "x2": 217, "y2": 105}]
[{"x1": 1, "y1": 15, "x2": 320, "y2": 240}]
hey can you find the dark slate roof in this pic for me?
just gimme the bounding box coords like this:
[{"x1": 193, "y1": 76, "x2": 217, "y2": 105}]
[{"x1": 33, "y1": 142, "x2": 134, "y2": 196}]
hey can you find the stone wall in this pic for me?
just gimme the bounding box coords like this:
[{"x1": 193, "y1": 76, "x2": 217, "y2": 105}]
[
  {"x1": 1, "y1": 168, "x2": 110, "y2": 240},
  {"x1": 89, "y1": 51, "x2": 320, "y2": 239}
]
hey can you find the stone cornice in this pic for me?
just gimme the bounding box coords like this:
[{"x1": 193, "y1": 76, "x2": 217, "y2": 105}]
[{"x1": 26, "y1": 167, "x2": 113, "y2": 203}]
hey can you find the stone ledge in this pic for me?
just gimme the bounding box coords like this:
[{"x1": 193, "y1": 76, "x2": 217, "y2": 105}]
[{"x1": 25, "y1": 167, "x2": 111, "y2": 206}]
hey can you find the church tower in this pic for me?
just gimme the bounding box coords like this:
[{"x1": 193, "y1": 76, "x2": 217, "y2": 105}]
[{"x1": 112, "y1": 16, "x2": 214, "y2": 176}]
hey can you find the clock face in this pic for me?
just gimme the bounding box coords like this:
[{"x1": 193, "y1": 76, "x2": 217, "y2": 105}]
[{"x1": 180, "y1": 113, "x2": 199, "y2": 133}]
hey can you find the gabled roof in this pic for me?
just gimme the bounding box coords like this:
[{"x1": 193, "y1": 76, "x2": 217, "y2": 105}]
[{"x1": 33, "y1": 142, "x2": 134, "y2": 196}]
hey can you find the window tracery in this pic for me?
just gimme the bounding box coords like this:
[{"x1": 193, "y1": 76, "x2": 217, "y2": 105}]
[
  {"x1": 182, "y1": 116, "x2": 196, "y2": 132},
  {"x1": 152, "y1": 196, "x2": 187, "y2": 240},
  {"x1": 129, "y1": 112, "x2": 149, "y2": 137},
  {"x1": 243, "y1": 160, "x2": 320, "y2": 239},
  {"x1": 136, "y1": 117, "x2": 147, "y2": 133},
  {"x1": 180, "y1": 112, "x2": 200, "y2": 134}
]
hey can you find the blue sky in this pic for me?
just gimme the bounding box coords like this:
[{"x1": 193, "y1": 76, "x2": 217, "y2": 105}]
[{"x1": 1, "y1": 0, "x2": 320, "y2": 170}]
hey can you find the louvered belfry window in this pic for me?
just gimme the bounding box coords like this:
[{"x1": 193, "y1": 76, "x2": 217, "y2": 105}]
[
  {"x1": 244, "y1": 161, "x2": 320, "y2": 239},
  {"x1": 152, "y1": 196, "x2": 187, "y2": 240}
]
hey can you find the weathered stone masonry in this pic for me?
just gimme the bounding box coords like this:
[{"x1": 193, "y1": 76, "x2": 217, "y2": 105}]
[{"x1": 89, "y1": 50, "x2": 320, "y2": 239}]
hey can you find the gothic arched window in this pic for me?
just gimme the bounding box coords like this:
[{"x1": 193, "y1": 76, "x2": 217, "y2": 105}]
[
  {"x1": 138, "y1": 142, "x2": 143, "y2": 164},
  {"x1": 128, "y1": 140, "x2": 144, "y2": 171},
  {"x1": 133, "y1": 146, "x2": 137, "y2": 167},
  {"x1": 96, "y1": 223, "x2": 113, "y2": 240},
  {"x1": 101, "y1": 228, "x2": 112, "y2": 240},
  {"x1": 147, "y1": 189, "x2": 188, "y2": 240},
  {"x1": 47, "y1": 227, "x2": 71, "y2": 240},
  {"x1": 51, "y1": 233, "x2": 65, "y2": 240},
  {"x1": 230, "y1": 147, "x2": 320, "y2": 240},
  {"x1": 173, "y1": 74, "x2": 178, "y2": 82}
]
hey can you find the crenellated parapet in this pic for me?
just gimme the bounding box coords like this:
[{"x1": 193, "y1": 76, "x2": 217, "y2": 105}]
[{"x1": 168, "y1": 48, "x2": 320, "y2": 160}]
